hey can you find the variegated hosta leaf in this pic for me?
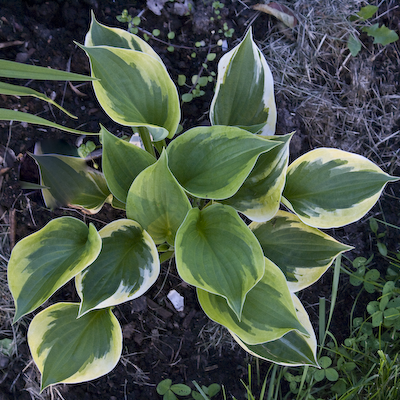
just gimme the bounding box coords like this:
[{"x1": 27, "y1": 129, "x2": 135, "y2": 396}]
[
  {"x1": 231, "y1": 294, "x2": 318, "y2": 366},
  {"x1": 0, "y1": 82, "x2": 76, "y2": 118},
  {"x1": 210, "y1": 27, "x2": 276, "y2": 136},
  {"x1": 79, "y1": 44, "x2": 180, "y2": 140},
  {"x1": 126, "y1": 150, "x2": 191, "y2": 245},
  {"x1": 167, "y1": 125, "x2": 280, "y2": 200},
  {"x1": 101, "y1": 125, "x2": 156, "y2": 203},
  {"x1": 111, "y1": 195, "x2": 126, "y2": 211},
  {"x1": 175, "y1": 204, "x2": 265, "y2": 319},
  {"x1": 197, "y1": 258, "x2": 308, "y2": 345},
  {"x1": 8, "y1": 217, "x2": 101, "y2": 322},
  {"x1": 222, "y1": 133, "x2": 292, "y2": 221},
  {"x1": 85, "y1": 11, "x2": 162, "y2": 63},
  {"x1": 31, "y1": 153, "x2": 111, "y2": 213},
  {"x1": 283, "y1": 148, "x2": 399, "y2": 228},
  {"x1": 28, "y1": 303, "x2": 122, "y2": 390},
  {"x1": 76, "y1": 219, "x2": 159, "y2": 316},
  {"x1": 250, "y1": 210, "x2": 352, "y2": 292}
]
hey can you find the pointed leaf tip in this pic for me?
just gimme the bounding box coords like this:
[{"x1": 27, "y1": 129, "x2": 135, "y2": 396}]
[
  {"x1": 210, "y1": 28, "x2": 277, "y2": 135},
  {"x1": 222, "y1": 133, "x2": 292, "y2": 221},
  {"x1": 167, "y1": 126, "x2": 280, "y2": 200},
  {"x1": 85, "y1": 11, "x2": 163, "y2": 62},
  {"x1": 198, "y1": 258, "x2": 309, "y2": 345},
  {"x1": 231, "y1": 295, "x2": 318, "y2": 366},
  {"x1": 251, "y1": 211, "x2": 352, "y2": 291},
  {"x1": 175, "y1": 204, "x2": 265, "y2": 319},
  {"x1": 283, "y1": 148, "x2": 399, "y2": 228}
]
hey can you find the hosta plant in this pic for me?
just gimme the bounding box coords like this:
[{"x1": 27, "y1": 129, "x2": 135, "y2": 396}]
[{"x1": 3, "y1": 14, "x2": 398, "y2": 391}]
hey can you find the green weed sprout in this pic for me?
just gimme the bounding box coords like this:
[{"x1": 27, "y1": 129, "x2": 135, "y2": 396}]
[
  {"x1": 347, "y1": 4, "x2": 399, "y2": 56},
  {"x1": 156, "y1": 379, "x2": 221, "y2": 400},
  {"x1": 262, "y1": 225, "x2": 400, "y2": 400}
]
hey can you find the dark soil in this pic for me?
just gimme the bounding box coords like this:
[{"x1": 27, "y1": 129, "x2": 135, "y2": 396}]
[{"x1": 0, "y1": 1, "x2": 399, "y2": 399}]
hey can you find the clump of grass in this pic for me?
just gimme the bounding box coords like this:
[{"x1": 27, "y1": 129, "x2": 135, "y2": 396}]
[
  {"x1": 0, "y1": 212, "x2": 37, "y2": 398},
  {"x1": 0, "y1": 212, "x2": 15, "y2": 352}
]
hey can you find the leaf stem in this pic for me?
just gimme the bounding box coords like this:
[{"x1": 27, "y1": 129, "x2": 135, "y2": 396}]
[
  {"x1": 153, "y1": 139, "x2": 166, "y2": 155},
  {"x1": 137, "y1": 126, "x2": 156, "y2": 158}
]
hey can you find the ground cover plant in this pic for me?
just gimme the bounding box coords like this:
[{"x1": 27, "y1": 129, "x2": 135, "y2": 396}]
[
  {"x1": 0, "y1": 0, "x2": 400, "y2": 399},
  {"x1": 249, "y1": 225, "x2": 400, "y2": 400},
  {"x1": 1, "y1": 8, "x2": 398, "y2": 394}
]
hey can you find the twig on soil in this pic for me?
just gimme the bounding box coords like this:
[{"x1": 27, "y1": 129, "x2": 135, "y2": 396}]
[
  {"x1": 120, "y1": 355, "x2": 152, "y2": 385},
  {"x1": 153, "y1": 257, "x2": 172, "y2": 299},
  {"x1": 68, "y1": 82, "x2": 87, "y2": 97},
  {"x1": 0, "y1": 40, "x2": 24, "y2": 49},
  {"x1": 9, "y1": 209, "x2": 16, "y2": 251},
  {"x1": 50, "y1": 387, "x2": 66, "y2": 400},
  {"x1": 26, "y1": 198, "x2": 37, "y2": 229},
  {"x1": 169, "y1": 337, "x2": 183, "y2": 366}
]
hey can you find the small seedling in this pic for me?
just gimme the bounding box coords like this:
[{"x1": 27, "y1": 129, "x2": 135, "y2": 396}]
[
  {"x1": 192, "y1": 382, "x2": 221, "y2": 400},
  {"x1": 348, "y1": 255, "x2": 378, "y2": 293},
  {"x1": 312, "y1": 356, "x2": 339, "y2": 382},
  {"x1": 347, "y1": 4, "x2": 399, "y2": 56},
  {"x1": 157, "y1": 379, "x2": 191, "y2": 400},
  {"x1": 212, "y1": 1, "x2": 224, "y2": 11},
  {"x1": 212, "y1": 1, "x2": 224, "y2": 19},
  {"x1": 207, "y1": 53, "x2": 216, "y2": 62},
  {"x1": 369, "y1": 217, "x2": 388, "y2": 256},
  {"x1": 178, "y1": 51, "x2": 217, "y2": 103},
  {"x1": 222, "y1": 23, "x2": 234, "y2": 38},
  {"x1": 156, "y1": 379, "x2": 221, "y2": 400},
  {"x1": 367, "y1": 280, "x2": 400, "y2": 328},
  {"x1": 77, "y1": 140, "x2": 96, "y2": 159},
  {"x1": 116, "y1": 9, "x2": 141, "y2": 34},
  {"x1": 0, "y1": 338, "x2": 13, "y2": 357}
]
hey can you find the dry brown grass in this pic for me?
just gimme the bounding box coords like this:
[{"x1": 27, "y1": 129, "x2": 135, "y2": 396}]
[
  {"x1": 251, "y1": 0, "x2": 400, "y2": 175},
  {"x1": 0, "y1": 212, "x2": 49, "y2": 399},
  {"x1": 0, "y1": 215, "x2": 11, "y2": 329}
]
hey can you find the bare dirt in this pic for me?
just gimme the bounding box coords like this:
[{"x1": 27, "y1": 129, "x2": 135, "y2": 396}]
[{"x1": 0, "y1": 0, "x2": 399, "y2": 399}]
